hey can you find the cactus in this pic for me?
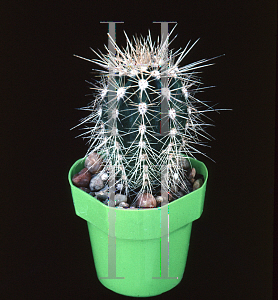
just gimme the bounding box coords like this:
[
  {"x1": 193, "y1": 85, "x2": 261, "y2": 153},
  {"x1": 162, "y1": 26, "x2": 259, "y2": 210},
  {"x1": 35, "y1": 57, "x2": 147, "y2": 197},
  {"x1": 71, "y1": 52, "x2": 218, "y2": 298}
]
[{"x1": 72, "y1": 28, "x2": 220, "y2": 206}]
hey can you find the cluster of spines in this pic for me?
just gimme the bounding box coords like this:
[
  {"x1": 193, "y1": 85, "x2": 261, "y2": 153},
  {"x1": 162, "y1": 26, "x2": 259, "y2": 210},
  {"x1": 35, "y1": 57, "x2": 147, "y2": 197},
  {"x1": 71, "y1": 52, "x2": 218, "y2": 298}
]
[{"x1": 73, "y1": 29, "x2": 219, "y2": 202}]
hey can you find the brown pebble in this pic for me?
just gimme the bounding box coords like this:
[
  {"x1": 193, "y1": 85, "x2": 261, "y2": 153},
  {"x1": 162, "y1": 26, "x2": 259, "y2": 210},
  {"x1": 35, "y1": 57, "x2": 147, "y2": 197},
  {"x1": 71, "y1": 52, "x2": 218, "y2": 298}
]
[
  {"x1": 118, "y1": 202, "x2": 129, "y2": 208},
  {"x1": 136, "y1": 193, "x2": 157, "y2": 208},
  {"x1": 155, "y1": 196, "x2": 163, "y2": 203},
  {"x1": 193, "y1": 178, "x2": 203, "y2": 191},
  {"x1": 85, "y1": 152, "x2": 104, "y2": 174},
  {"x1": 72, "y1": 168, "x2": 92, "y2": 187},
  {"x1": 188, "y1": 167, "x2": 196, "y2": 183},
  {"x1": 180, "y1": 157, "x2": 191, "y2": 170}
]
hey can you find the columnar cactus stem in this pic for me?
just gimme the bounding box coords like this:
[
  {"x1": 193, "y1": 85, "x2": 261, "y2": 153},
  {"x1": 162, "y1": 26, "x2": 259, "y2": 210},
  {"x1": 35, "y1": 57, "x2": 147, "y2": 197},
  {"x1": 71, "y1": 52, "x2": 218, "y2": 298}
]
[{"x1": 73, "y1": 28, "x2": 222, "y2": 203}]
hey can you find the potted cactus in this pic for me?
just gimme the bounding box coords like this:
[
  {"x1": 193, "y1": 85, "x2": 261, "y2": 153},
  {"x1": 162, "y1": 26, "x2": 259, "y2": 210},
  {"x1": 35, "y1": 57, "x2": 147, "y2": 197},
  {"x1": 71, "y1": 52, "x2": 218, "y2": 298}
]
[{"x1": 69, "y1": 26, "x2": 219, "y2": 297}]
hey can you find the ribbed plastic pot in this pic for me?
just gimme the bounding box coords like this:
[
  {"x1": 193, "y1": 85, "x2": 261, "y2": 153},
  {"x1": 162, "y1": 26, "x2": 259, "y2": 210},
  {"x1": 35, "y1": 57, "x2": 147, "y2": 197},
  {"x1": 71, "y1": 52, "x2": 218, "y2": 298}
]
[{"x1": 68, "y1": 157, "x2": 208, "y2": 297}]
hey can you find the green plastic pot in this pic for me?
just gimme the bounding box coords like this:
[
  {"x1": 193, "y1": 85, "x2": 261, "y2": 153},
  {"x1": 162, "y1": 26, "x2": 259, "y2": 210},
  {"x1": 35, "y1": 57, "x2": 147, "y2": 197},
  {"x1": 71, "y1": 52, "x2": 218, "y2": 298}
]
[{"x1": 68, "y1": 157, "x2": 208, "y2": 297}]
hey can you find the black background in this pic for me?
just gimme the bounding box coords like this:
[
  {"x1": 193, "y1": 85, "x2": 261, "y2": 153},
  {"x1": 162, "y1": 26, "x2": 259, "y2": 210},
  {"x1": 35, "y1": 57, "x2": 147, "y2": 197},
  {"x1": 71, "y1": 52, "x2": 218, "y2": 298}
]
[{"x1": 1, "y1": 1, "x2": 276, "y2": 299}]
